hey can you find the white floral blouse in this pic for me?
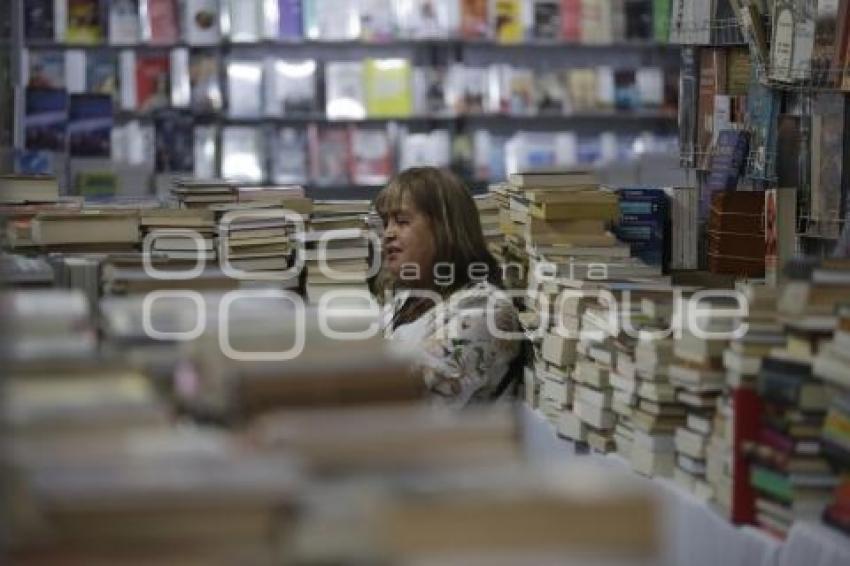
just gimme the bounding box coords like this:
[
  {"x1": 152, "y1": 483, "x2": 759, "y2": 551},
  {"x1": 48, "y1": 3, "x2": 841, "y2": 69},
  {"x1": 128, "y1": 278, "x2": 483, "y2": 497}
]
[{"x1": 384, "y1": 282, "x2": 522, "y2": 408}]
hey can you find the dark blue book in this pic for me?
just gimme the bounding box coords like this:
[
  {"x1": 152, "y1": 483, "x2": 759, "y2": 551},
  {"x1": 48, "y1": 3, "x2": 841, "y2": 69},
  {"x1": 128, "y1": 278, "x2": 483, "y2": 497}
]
[
  {"x1": 24, "y1": 0, "x2": 55, "y2": 41},
  {"x1": 155, "y1": 111, "x2": 193, "y2": 173},
  {"x1": 25, "y1": 88, "x2": 68, "y2": 152},
  {"x1": 614, "y1": 70, "x2": 639, "y2": 111},
  {"x1": 68, "y1": 94, "x2": 112, "y2": 157},
  {"x1": 746, "y1": 69, "x2": 780, "y2": 182},
  {"x1": 278, "y1": 0, "x2": 303, "y2": 39},
  {"x1": 615, "y1": 188, "x2": 670, "y2": 269}
]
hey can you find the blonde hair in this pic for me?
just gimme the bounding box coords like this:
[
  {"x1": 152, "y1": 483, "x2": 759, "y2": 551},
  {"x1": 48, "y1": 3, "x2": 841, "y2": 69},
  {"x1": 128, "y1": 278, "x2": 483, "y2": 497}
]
[{"x1": 374, "y1": 167, "x2": 499, "y2": 302}]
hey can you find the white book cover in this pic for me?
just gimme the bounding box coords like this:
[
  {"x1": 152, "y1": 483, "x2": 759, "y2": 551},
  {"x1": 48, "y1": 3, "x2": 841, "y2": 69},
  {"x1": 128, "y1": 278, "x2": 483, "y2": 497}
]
[
  {"x1": 325, "y1": 61, "x2": 365, "y2": 120},
  {"x1": 636, "y1": 67, "x2": 664, "y2": 107},
  {"x1": 221, "y1": 126, "x2": 265, "y2": 183},
  {"x1": 170, "y1": 48, "x2": 191, "y2": 107},
  {"x1": 226, "y1": 59, "x2": 264, "y2": 117},
  {"x1": 270, "y1": 127, "x2": 308, "y2": 184},
  {"x1": 109, "y1": 0, "x2": 140, "y2": 45},
  {"x1": 224, "y1": 0, "x2": 261, "y2": 42},
  {"x1": 304, "y1": 0, "x2": 361, "y2": 40},
  {"x1": 119, "y1": 49, "x2": 137, "y2": 110},
  {"x1": 65, "y1": 49, "x2": 86, "y2": 94},
  {"x1": 264, "y1": 58, "x2": 317, "y2": 117},
  {"x1": 194, "y1": 125, "x2": 218, "y2": 179},
  {"x1": 183, "y1": 0, "x2": 220, "y2": 45}
]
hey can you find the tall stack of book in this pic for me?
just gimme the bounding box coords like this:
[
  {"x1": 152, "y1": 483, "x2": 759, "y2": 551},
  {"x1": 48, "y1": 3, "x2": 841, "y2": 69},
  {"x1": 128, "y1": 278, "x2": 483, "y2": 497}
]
[
  {"x1": 709, "y1": 283, "x2": 784, "y2": 520},
  {"x1": 141, "y1": 208, "x2": 217, "y2": 263},
  {"x1": 170, "y1": 179, "x2": 237, "y2": 209},
  {"x1": 669, "y1": 305, "x2": 735, "y2": 500},
  {"x1": 707, "y1": 191, "x2": 765, "y2": 277},
  {"x1": 474, "y1": 192, "x2": 502, "y2": 250},
  {"x1": 537, "y1": 316, "x2": 578, "y2": 426},
  {"x1": 748, "y1": 350, "x2": 836, "y2": 538},
  {"x1": 814, "y1": 306, "x2": 850, "y2": 536},
  {"x1": 214, "y1": 202, "x2": 297, "y2": 279},
  {"x1": 301, "y1": 200, "x2": 371, "y2": 303},
  {"x1": 631, "y1": 329, "x2": 679, "y2": 477}
]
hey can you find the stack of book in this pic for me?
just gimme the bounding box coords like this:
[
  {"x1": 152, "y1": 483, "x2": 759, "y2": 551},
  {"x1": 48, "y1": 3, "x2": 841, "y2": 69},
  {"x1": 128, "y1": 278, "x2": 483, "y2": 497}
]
[
  {"x1": 631, "y1": 329, "x2": 679, "y2": 477},
  {"x1": 814, "y1": 306, "x2": 850, "y2": 536},
  {"x1": 301, "y1": 200, "x2": 371, "y2": 303},
  {"x1": 707, "y1": 191, "x2": 765, "y2": 277},
  {"x1": 749, "y1": 351, "x2": 836, "y2": 538},
  {"x1": 537, "y1": 317, "x2": 579, "y2": 428},
  {"x1": 141, "y1": 207, "x2": 217, "y2": 263},
  {"x1": 474, "y1": 192, "x2": 502, "y2": 250},
  {"x1": 170, "y1": 178, "x2": 237, "y2": 209},
  {"x1": 709, "y1": 283, "x2": 784, "y2": 520},
  {"x1": 669, "y1": 308, "x2": 734, "y2": 500},
  {"x1": 215, "y1": 202, "x2": 295, "y2": 279},
  {"x1": 0, "y1": 175, "x2": 72, "y2": 250}
]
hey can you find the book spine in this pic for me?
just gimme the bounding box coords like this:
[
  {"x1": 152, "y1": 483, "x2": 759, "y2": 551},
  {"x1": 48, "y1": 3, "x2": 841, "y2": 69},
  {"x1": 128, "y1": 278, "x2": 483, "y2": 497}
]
[{"x1": 731, "y1": 387, "x2": 760, "y2": 524}]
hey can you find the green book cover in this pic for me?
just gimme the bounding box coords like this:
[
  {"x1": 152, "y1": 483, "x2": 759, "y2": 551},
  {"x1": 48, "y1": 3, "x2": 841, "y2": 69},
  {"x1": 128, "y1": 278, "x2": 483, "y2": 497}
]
[
  {"x1": 750, "y1": 465, "x2": 793, "y2": 503},
  {"x1": 653, "y1": 0, "x2": 671, "y2": 41},
  {"x1": 76, "y1": 171, "x2": 117, "y2": 198},
  {"x1": 364, "y1": 59, "x2": 412, "y2": 118}
]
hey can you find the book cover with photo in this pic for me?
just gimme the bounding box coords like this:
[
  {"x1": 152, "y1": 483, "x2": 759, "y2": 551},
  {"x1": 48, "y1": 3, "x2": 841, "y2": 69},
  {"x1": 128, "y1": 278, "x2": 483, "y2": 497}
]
[
  {"x1": 25, "y1": 88, "x2": 68, "y2": 152},
  {"x1": 142, "y1": 0, "x2": 180, "y2": 44},
  {"x1": 190, "y1": 52, "x2": 222, "y2": 113},
  {"x1": 27, "y1": 51, "x2": 65, "y2": 89},
  {"x1": 68, "y1": 93, "x2": 112, "y2": 157},
  {"x1": 265, "y1": 59, "x2": 318, "y2": 116},
  {"x1": 108, "y1": 0, "x2": 140, "y2": 44},
  {"x1": 87, "y1": 51, "x2": 117, "y2": 97},
  {"x1": 365, "y1": 59, "x2": 412, "y2": 117},
  {"x1": 395, "y1": 0, "x2": 454, "y2": 39},
  {"x1": 460, "y1": 0, "x2": 489, "y2": 38},
  {"x1": 222, "y1": 126, "x2": 265, "y2": 183},
  {"x1": 24, "y1": 0, "x2": 55, "y2": 41},
  {"x1": 493, "y1": 0, "x2": 523, "y2": 43},
  {"x1": 135, "y1": 54, "x2": 170, "y2": 112},
  {"x1": 309, "y1": 126, "x2": 351, "y2": 186},
  {"x1": 271, "y1": 127, "x2": 309, "y2": 184},
  {"x1": 359, "y1": 0, "x2": 395, "y2": 41},
  {"x1": 303, "y1": 0, "x2": 360, "y2": 40},
  {"x1": 155, "y1": 111, "x2": 193, "y2": 172},
  {"x1": 325, "y1": 61, "x2": 366, "y2": 120},
  {"x1": 351, "y1": 127, "x2": 393, "y2": 185},
  {"x1": 183, "y1": 0, "x2": 220, "y2": 45},
  {"x1": 413, "y1": 66, "x2": 449, "y2": 116},
  {"x1": 532, "y1": 0, "x2": 561, "y2": 40},
  {"x1": 66, "y1": 0, "x2": 106, "y2": 44}
]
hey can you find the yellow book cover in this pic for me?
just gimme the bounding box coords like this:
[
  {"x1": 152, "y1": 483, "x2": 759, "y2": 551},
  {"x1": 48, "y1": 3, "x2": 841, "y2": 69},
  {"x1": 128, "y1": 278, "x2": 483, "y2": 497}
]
[
  {"x1": 530, "y1": 202, "x2": 620, "y2": 221},
  {"x1": 494, "y1": 0, "x2": 523, "y2": 44},
  {"x1": 365, "y1": 59, "x2": 412, "y2": 117},
  {"x1": 66, "y1": 0, "x2": 105, "y2": 44}
]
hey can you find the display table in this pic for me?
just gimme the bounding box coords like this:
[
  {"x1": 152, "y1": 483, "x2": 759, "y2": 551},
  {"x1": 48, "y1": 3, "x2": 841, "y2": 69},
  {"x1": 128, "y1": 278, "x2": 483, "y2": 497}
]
[{"x1": 520, "y1": 406, "x2": 850, "y2": 566}]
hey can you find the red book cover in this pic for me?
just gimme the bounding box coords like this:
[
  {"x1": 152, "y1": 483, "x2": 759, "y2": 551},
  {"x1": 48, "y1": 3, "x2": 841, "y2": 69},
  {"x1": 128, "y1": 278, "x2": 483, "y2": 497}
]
[
  {"x1": 147, "y1": 0, "x2": 179, "y2": 44},
  {"x1": 350, "y1": 127, "x2": 392, "y2": 185},
  {"x1": 308, "y1": 125, "x2": 351, "y2": 186},
  {"x1": 135, "y1": 55, "x2": 170, "y2": 112},
  {"x1": 560, "y1": 0, "x2": 581, "y2": 41},
  {"x1": 461, "y1": 0, "x2": 489, "y2": 39},
  {"x1": 731, "y1": 387, "x2": 761, "y2": 525}
]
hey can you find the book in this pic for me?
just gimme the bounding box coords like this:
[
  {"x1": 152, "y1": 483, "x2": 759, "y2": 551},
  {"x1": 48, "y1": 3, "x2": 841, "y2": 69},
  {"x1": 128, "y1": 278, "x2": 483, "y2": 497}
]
[
  {"x1": 226, "y1": 59, "x2": 263, "y2": 118},
  {"x1": 351, "y1": 127, "x2": 392, "y2": 185},
  {"x1": 364, "y1": 58, "x2": 412, "y2": 117},
  {"x1": 358, "y1": 0, "x2": 395, "y2": 41},
  {"x1": 66, "y1": 0, "x2": 105, "y2": 44},
  {"x1": 703, "y1": 129, "x2": 750, "y2": 215},
  {"x1": 224, "y1": 0, "x2": 261, "y2": 41},
  {"x1": 25, "y1": 88, "x2": 67, "y2": 152},
  {"x1": 561, "y1": 0, "x2": 581, "y2": 41},
  {"x1": 24, "y1": 0, "x2": 56, "y2": 41},
  {"x1": 32, "y1": 211, "x2": 140, "y2": 245},
  {"x1": 189, "y1": 52, "x2": 223, "y2": 113},
  {"x1": 769, "y1": 0, "x2": 816, "y2": 83},
  {"x1": 812, "y1": 0, "x2": 841, "y2": 86},
  {"x1": 745, "y1": 69, "x2": 781, "y2": 181},
  {"x1": 325, "y1": 61, "x2": 366, "y2": 120},
  {"x1": 270, "y1": 127, "x2": 309, "y2": 185},
  {"x1": 221, "y1": 126, "x2": 265, "y2": 183},
  {"x1": 108, "y1": 0, "x2": 140, "y2": 44},
  {"x1": 493, "y1": 0, "x2": 523, "y2": 43},
  {"x1": 26, "y1": 51, "x2": 65, "y2": 90},
  {"x1": 678, "y1": 47, "x2": 699, "y2": 168},
  {"x1": 303, "y1": 0, "x2": 360, "y2": 40},
  {"x1": 141, "y1": 0, "x2": 179, "y2": 44},
  {"x1": 135, "y1": 54, "x2": 170, "y2": 112},
  {"x1": 183, "y1": 0, "x2": 220, "y2": 44},
  {"x1": 309, "y1": 126, "x2": 351, "y2": 186},
  {"x1": 764, "y1": 188, "x2": 797, "y2": 286},
  {"x1": 652, "y1": 0, "x2": 671, "y2": 41},
  {"x1": 0, "y1": 175, "x2": 60, "y2": 204},
  {"x1": 154, "y1": 111, "x2": 193, "y2": 172},
  {"x1": 86, "y1": 51, "x2": 117, "y2": 96},
  {"x1": 810, "y1": 93, "x2": 846, "y2": 238},
  {"x1": 68, "y1": 93, "x2": 112, "y2": 157},
  {"x1": 532, "y1": 0, "x2": 561, "y2": 40},
  {"x1": 461, "y1": 0, "x2": 489, "y2": 39},
  {"x1": 277, "y1": 0, "x2": 303, "y2": 40},
  {"x1": 265, "y1": 59, "x2": 317, "y2": 116}
]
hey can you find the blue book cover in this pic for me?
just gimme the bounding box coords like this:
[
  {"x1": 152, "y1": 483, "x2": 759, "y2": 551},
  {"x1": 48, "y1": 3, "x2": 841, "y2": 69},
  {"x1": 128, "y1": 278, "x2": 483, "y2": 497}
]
[
  {"x1": 68, "y1": 93, "x2": 112, "y2": 157},
  {"x1": 155, "y1": 111, "x2": 193, "y2": 173},
  {"x1": 703, "y1": 129, "x2": 749, "y2": 217},
  {"x1": 615, "y1": 188, "x2": 670, "y2": 268},
  {"x1": 25, "y1": 0, "x2": 54, "y2": 41},
  {"x1": 25, "y1": 88, "x2": 68, "y2": 152},
  {"x1": 745, "y1": 69, "x2": 780, "y2": 182},
  {"x1": 86, "y1": 51, "x2": 117, "y2": 96},
  {"x1": 279, "y1": 0, "x2": 303, "y2": 39}
]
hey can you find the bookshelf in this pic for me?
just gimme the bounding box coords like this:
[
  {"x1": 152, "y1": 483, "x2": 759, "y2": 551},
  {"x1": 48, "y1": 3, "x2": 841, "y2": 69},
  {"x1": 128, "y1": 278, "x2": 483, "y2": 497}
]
[{"x1": 8, "y1": 0, "x2": 682, "y2": 199}]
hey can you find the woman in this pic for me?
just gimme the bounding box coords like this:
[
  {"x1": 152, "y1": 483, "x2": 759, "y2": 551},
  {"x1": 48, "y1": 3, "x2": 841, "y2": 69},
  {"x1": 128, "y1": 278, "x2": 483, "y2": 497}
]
[{"x1": 375, "y1": 167, "x2": 522, "y2": 408}]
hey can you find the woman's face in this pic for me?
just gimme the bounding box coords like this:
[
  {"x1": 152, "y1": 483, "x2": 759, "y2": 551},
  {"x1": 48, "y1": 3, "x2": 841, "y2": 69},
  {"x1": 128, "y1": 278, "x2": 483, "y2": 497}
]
[{"x1": 382, "y1": 195, "x2": 437, "y2": 285}]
